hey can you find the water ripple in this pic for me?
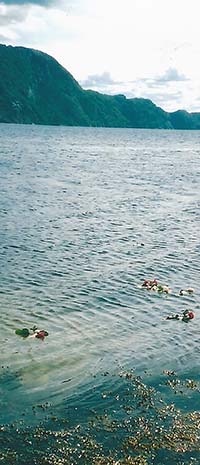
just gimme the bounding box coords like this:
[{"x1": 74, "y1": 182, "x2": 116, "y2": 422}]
[{"x1": 0, "y1": 125, "x2": 200, "y2": 423}]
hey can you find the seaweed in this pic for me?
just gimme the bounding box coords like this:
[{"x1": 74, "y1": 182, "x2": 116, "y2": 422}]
[{"x1": 0, "y1": 370, "x2": 199, "y2": 464}]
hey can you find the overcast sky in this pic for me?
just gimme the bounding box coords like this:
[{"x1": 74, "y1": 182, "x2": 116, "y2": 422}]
[{"x1": 0, "y1": 0, "x2": 200, "y2": 112}]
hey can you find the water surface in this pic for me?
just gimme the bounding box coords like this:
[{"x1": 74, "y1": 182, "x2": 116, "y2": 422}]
[{"x1": 0, "y1": 125, "x2": 199, "y2": 462}]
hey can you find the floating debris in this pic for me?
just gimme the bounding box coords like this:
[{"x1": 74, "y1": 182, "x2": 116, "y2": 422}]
[
  {"x1": 157, "y1": 284, "x2": 171, "y2": 294},
  {"x1": 34, "y1": 330, "x2": 49, "y2": 340},
  {"x1": 0, "y1": 370, "x2": 200, "y2": 464},
  {"x1": 162, "y1": 372, "x2": 200, "y2": 395},
  {"x1": 141, "y1": 279, "x2": 158, "y2": 290},
  {"x1": 163, "y1": 370, "x2": 176, "y2": 376},
  {"x1": 141, "y1": 279, "x2": 170, "y2": 293},
  {"x1": 165, "y1": 309, "x2": 195, "y2": 322},
  {"x1": 15, "y1": 326, "x2": 49, "y2": 340},
  {"x1": 179, "y1": 288, "x2": 194, "y2": 296},
  {"x1": 15, "y1": 328, "x2": 30, "y2": 338},
  {"x1": 141, "y1": 280, "x2": 196, "y2": 296}
]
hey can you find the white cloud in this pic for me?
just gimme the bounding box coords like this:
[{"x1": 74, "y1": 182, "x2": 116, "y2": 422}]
[
  {"x1": 156, "y1": 68, "x2": 188, "y2": 83},
  {"x1": 81, "y1": 71, "x2": 121, "y2": 88},
  {"x1": 0, "y1": 3, "x2": 29, "y2": 25}
]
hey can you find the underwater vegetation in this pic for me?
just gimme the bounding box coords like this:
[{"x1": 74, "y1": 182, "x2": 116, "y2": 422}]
[{"x1": 0, "y1": 370, "x2": 199, "y2": 465}]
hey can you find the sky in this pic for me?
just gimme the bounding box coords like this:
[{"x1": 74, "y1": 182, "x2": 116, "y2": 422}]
[{"x1": 0, "y1": 0, "x2": 200, "y2": 112}]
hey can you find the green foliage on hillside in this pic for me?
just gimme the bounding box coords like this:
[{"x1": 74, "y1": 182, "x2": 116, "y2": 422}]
[
  {"x1": 169, "y1": 110, "x2": 195, "y2": 129},
  {"x1": 0, "y1": 44, "x2": 88, "y2": 125},
  {"x1": 190, "y1": 112, "x2": 200, "y2": 129},
  {"x1": 114, "y1": 96, "x2": 172, "y2": 128},
  {"x1": 0, "y1": 44, "x2": 199, "y2": 128}
]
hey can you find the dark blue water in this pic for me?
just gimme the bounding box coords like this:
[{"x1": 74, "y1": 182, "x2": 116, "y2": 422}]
[{"x1": 0, "y1": 124, "x2": 200, "y2": 463}]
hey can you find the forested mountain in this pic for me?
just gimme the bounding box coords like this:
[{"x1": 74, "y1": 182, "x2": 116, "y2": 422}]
[{"x1": 0, "y1": 44, "x2": 199, "y2": 129}]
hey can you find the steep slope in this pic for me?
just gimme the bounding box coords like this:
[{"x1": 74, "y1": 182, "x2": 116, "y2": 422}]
[
  {"x1": 0, "y1": 44, "x2": 199, "y2": 128},
  {"x1": 0, "y1": 44, "x2": 89, "y2": 125}
]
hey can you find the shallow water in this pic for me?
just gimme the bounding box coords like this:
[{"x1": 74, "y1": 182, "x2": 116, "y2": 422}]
[{"x1": 0, "y1": 125, "x2": 200, "y2": 462}]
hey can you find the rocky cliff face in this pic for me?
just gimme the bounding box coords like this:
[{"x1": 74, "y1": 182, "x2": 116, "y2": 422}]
[{"x1": 0, "y1": 44, "x2": 199, "y2": 128}]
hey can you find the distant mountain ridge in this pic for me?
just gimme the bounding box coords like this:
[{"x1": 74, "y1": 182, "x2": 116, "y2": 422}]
[{"x1": 0, "y1": 44, "x2": 200, "y2": 129}]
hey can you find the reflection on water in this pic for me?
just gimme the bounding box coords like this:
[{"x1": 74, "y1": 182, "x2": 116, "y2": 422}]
[{"x1": 0, "y1": 125, "x2": 200, "y2": 462}]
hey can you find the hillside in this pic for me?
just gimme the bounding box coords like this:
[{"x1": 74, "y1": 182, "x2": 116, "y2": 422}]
[{"x1": 0, "y1": 44, "x2": 199, "y2": 129}]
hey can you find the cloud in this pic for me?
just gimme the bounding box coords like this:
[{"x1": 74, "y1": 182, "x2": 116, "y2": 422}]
[
  {"x1": 0, "y1": 0, "x2": 68, "y2": 28},
  {"x1": 142, "y1": 90, "x2": 183, "y2": 105},
  {"x1": 0, "y1": 4, "x2": 29, "y2": 25},
  {"x1": 0, "y1": 32, "x2": 10, "y2": 40},
  {"x1": 122, "y1": 85, "x2": 184, "y2": 112},
  {"x1": 156, "y1": 67, "x2": 188, "y2": 83},
  {"x1": 119, "y1": 68, "x2": 190, "y2": 110},
  {"x1": 81, "y1": 71, "x2": 119, "y2": 88},
  {"x1": 138, "y1": 68, "x2": 189, "y2": 89},
  {"x1": 1, "y1": 0, "x2": 55, "y2": 5},
  {"x1": 81, "y1": 68, "x2": 189, "y2": 95},
  {"x1": 0, "y1": 0, "x2": 74, "y2": 28}
]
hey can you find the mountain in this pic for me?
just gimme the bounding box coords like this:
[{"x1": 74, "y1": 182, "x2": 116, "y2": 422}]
[
  {"x1": 170, "y1": 110, "x2": 200, "y2": 130},
  {"x1": 0, "y1": 44, "x2": 199, "y2": 129},
  {"x1": 170, "y1": 110, "x2": 195, "y2": 129}
]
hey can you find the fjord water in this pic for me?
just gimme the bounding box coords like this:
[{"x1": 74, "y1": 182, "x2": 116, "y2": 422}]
[{"x1": 0, "y1": 124, "x2": 199, "y2": 429}]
